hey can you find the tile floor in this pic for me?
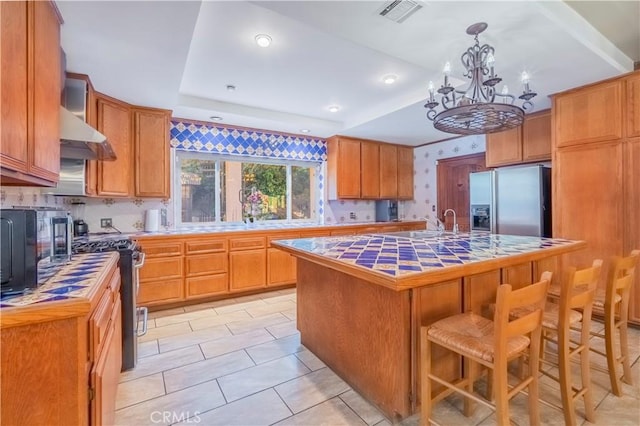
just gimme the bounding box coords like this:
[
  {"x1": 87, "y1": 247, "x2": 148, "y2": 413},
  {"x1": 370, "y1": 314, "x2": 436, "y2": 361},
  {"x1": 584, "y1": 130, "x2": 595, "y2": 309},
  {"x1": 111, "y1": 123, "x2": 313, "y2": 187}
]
[{"x1": 115, "y1": 289, "x2": 640, "y2": 425}]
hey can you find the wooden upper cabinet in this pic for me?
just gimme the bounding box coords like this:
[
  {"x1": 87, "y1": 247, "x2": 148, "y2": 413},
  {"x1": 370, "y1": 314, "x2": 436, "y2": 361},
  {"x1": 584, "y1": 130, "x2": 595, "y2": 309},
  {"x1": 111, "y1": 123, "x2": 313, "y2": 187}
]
[
  {"x1": 133, "y1": 107, "x2": 172, "y2": 198},
  {"x1": 360, "y1": 141, "x2": 379, "y2": 198},
  {"x1": 554, "y1": 80, "x2": 623, "y2": 147},
  {"x1": 96, "y1": 95, "x2": 132, "y2": 197},
  {"x1": 485, "y1": 126, "x2": 522, "y2": 167},
  {"x1": 397, "y1": 146, "x2": 414, "y2": 200},
  {"x1": 0, "y1": 1, "x2": 61, "y2": 186},
  {"x1": 626, "y1": 72, "x2": 640, "y2": 138},
  {"x1": 327, "y1": 136, "x2": 361, "y2": 199},
  {"x1": 379, "y1": 144, "x2": 398, "y2": 198},
  {"x1": 522, "y1": 110, "x2": 551, "y2": 162}
]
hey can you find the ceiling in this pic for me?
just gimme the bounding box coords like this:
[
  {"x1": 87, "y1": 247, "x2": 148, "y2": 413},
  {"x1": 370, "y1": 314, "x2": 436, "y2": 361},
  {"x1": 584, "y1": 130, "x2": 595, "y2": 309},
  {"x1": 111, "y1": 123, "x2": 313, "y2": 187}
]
[{"x1": 57, "y1": 1, "x2": 637, "y2": 147}]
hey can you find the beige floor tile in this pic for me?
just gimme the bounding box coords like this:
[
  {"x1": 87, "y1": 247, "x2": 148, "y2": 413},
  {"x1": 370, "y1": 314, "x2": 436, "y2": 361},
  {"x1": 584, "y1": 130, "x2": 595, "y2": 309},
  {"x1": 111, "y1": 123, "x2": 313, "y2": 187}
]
[
  {"x1": 261, "y1": 292, "x2": 297, "y2": 305},
  {"x1": 233, "y1": 293, "x2": 268, "y2": 303},
  {"x1": 115, "y1": 373, "x2": 165, "y2": 410},
  {"x1": 154, "y1": 307, "x2": 218, "y2": 327},
  {"x1": 158, "y1": 324, "x2": 231, "y2": 353},
  {"x1": 218, "y1": 355, "x2": 310, "y2": 402},
  {"x1": 182, "y1": 298, "x2": 239, "y2": 312},
  {"x1": 339, "y1": 389, "x2": 385, "y2": 425},
  {"x1": 138, "y1": 321, "x2": 192, "y2": 343},
  {"x1": 593, "y1": 390, "x2": 640, "y2": 426},
  {"x1": 120, "y1": 345, "x2": 204, "y2": 382},
  {"x1": 246, "y1": 300, "x2": 297, "y2": 318},
  {"x1": 146, "y1": 318, "x2": 156, "y2": 329},
  {"x1": 282, "y1": 309, "x2": 297, "y2": 321},
  {"x1": 246, "y1": 334, "x2": 304, "y2": 364},
  {"x1": 114, "y1": 380, "x2": 225, "y2": 426},
  {"x1": 226, "y1": 312, "x2": 291, "y2": 335},
  {"x1": 147, "y1": 306, "x2": 185, "y2": 319},
  {"x1": 275, "y1": 367, "x2": 350, "y2": 413},
  {"x1": 138, "y1": 340, "x2": 159, "y2": 358},
  {"x1": 294, "y1": 348, "x2": 326, "y2": 371},
  {"x1": 267, "y1": 321, "x2": 299, "y2": 339},
  {"x1": 214, "y1": 298, "x2": 268, "y2": 314},
  {"x1": 181, "y1": 389, "x2": 292, "y2": 426},
  {"x1": 276, "y1": 288, "x2": 296, "y2": 295},
  {"x1": 163, "y1": 350, "x2": 255, "y2": 394},
  {"x1": 274, "y1": 397, "x2": 367, "y2": 426},
  {"x1": 189, "y1": 310, "x2": 252, "y2": 331},
  {"x1": 200, "y1": 328, "x2": 275, "y2": 359}
]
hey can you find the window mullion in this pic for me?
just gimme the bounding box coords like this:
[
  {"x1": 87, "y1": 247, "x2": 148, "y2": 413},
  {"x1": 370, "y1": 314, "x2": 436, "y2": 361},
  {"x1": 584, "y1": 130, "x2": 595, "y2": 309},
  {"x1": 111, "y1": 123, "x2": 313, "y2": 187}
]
[
  {"x1": 215, "y1": 160, "x2": 221, "y2": 222},
  {"x1": 286, "y1": 165, "x2": 292, "y2": 221}
]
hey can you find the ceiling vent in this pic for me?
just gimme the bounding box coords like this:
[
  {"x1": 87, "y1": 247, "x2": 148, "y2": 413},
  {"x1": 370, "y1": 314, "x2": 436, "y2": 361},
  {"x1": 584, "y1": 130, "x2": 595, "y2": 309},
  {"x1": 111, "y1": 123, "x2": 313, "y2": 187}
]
[{"x1": 378, "y1": 0, "x2": 423, "y2": 23}]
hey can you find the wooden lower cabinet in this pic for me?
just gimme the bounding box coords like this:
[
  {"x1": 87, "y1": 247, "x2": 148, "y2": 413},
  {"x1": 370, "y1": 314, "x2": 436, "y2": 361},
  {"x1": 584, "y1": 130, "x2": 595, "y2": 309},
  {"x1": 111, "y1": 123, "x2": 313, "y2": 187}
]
[
  {"x1": 138, "y1": 279, "x2": 183, "y2": 306},
  {"x1": 230, "y1": 249, "x2": 267, "y2": 291},
  {"x1": 0, "y1": 255, "x2": 120, "y2": 425},
  {"x1": 186, "y1": 275, "x2": 228, "y2": 299},
  {"x1": 134, "y1": 222, "x2": 425, "y2": 308},
  {"x1": 268, "y1": 248, "x2": 297, "y2": 286}
]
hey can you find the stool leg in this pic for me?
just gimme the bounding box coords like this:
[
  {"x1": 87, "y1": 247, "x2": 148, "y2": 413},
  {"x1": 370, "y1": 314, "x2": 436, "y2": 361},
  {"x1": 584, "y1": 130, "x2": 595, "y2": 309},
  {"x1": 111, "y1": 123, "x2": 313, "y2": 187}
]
[
  {"x1": 528, "y1": 328, "x2": 542, "y2": 426},
  {"x1": 605, "y1": 309, "x2": 623, "y2": 396},
  {"x1": 619, "y1": 319, "x2": 633, "y2": 386},
  {"x1": 421, "y1": 327, "x2": 432, "y2": 426},
  {"x1": 580, "y1": 319, "x2": 596, "y2": 422},
  {"x1": 494, "y1": 357, "x2": 510, "y2": 426},
  {"x1": 463, "y1": 358, "x2": 477, "y2": 417},
  {"x1": 558, "y1": 328, "x2": 577, "y2": 426}
]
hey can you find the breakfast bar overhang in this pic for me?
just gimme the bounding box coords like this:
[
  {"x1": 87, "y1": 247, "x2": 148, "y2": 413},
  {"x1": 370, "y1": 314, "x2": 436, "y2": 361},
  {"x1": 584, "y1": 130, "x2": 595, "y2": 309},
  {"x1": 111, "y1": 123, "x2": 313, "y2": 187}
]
[{"x1": 273, "y1": 231, "x2": 586, "y2": 422}]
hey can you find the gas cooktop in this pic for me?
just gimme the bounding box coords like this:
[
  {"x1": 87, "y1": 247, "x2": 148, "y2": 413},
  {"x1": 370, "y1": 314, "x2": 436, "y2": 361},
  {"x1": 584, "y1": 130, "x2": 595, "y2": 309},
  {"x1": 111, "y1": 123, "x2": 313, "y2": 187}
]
[{"x1": 72, "y1": 236, "x2": 136, "y2": 254}]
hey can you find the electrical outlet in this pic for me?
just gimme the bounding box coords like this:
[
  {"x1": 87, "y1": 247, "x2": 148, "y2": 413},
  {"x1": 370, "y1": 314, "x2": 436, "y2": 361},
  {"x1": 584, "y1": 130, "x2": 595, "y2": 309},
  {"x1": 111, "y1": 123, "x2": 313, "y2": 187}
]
[
  {"x1": 349, "y1": 212, "x2": 356, "y2": 220},
  {"x1": 160, "y1": 208, "x2": 167, "y2": 227},
  {"x1": 100, "y1": 218, "x2": 113, "y2": 228}
]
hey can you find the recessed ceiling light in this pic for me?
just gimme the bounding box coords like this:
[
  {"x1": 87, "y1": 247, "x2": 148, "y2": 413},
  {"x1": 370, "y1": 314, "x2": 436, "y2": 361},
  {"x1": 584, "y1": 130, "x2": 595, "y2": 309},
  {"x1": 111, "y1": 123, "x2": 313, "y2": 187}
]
[
  {"x1": 209, "y1": 116, "x2": 223, "y2": 121},
  {"x1": 382, "y1": 74, "x2": 398, "y2": 85},
  {"x1": 226, "y1": 84, "x2": 236, "y2": 92},
  {"x1": 255, "y1": 34, "x2": 272, "y2": 48},
  {"x1": 328, "y1": 105, "x2": 340, "y2": 113},
  {"x1": 300, "y1": 129, "x2": 310, "y2": 133}
]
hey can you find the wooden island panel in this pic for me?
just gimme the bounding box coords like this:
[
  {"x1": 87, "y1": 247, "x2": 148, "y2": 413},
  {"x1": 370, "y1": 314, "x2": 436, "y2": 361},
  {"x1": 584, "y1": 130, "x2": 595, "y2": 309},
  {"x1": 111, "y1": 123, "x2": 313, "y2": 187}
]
[{"x1": 297, "y1": 259, "x2": 412, "y2": 421}]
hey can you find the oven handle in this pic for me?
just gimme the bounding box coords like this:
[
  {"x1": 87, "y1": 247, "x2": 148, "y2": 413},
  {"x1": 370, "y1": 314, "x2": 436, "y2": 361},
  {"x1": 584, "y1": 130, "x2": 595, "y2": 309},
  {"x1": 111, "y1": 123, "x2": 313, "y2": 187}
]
[
  {"x1": 133, "y1": 252, "x2": 145, "y2": 294},
  {"x1": 136, "y1": 306, "x2": 148, "y2": 337}
]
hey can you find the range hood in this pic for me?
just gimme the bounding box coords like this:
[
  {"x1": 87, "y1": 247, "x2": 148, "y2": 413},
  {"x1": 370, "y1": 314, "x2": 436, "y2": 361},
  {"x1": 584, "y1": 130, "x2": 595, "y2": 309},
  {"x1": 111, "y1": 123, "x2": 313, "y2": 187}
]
[{"x1": 60, "y1": 78, "x2": 116, "y2": 161}]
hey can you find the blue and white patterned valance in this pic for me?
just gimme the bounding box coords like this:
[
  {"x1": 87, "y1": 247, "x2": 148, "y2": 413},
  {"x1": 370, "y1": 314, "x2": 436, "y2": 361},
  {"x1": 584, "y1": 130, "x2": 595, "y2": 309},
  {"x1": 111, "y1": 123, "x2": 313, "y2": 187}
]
[{"x1": 170, "y1": 120, "x2": 327, "y2": 163}]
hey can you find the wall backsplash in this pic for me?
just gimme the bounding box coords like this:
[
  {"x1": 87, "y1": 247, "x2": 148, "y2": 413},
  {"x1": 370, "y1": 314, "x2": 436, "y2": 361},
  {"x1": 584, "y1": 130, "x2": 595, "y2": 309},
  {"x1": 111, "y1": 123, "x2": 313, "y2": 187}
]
[
  {"x1": 403, "y1": 134, "x2": 486, "y2": 226},
  {"x1": 1, "y1": 134, "x2": 485, "y2": 232}
]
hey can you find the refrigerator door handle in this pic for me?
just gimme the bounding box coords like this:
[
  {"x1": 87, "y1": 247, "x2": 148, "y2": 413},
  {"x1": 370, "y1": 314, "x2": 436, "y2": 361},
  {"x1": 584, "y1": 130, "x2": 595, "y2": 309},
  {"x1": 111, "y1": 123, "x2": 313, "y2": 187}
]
[{"x1": 490, "y1": 170, "x2": 497, "y2": 234}]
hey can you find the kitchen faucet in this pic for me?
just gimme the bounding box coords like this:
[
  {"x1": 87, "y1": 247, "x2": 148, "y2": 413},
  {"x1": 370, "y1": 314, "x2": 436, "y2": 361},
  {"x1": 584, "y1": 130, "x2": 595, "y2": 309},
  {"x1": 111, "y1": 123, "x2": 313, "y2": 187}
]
[{"x1": 443, "y1": 209, "x2": 459, "y2": 234}]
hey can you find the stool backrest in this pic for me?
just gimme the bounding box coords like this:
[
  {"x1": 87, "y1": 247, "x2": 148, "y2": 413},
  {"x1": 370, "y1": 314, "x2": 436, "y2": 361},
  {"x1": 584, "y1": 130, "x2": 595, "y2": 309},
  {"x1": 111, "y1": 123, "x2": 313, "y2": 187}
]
[
  {"x1": 494, "y1": 272, "x2": 551, "y2": 356},
  {"x1": 562, "y1": 259, "x2": 603, "y2": 311},
  {"x1": 607, "y1": 249, "x2": 639, "y2": 313}
]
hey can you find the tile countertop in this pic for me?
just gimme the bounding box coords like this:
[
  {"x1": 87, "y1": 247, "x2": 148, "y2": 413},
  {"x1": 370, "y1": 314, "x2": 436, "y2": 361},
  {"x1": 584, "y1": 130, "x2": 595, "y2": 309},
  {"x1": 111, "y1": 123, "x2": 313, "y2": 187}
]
[
  {"x1": 272, "y1": 231, "x2": 585, "y2": 287},
  {"x1": 88, "y1": 220, "x2": 426, "y2": 239},
  {"x1": 0, "y1": 252, "x2": 119, "y2": 309}
]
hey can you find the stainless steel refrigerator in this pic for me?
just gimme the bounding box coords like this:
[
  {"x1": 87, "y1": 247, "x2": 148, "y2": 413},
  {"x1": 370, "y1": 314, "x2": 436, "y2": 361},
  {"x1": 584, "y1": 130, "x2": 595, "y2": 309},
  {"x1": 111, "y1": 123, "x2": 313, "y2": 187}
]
[{"x1": 469, "y1": 165, "x2": 551, "y2": 237}]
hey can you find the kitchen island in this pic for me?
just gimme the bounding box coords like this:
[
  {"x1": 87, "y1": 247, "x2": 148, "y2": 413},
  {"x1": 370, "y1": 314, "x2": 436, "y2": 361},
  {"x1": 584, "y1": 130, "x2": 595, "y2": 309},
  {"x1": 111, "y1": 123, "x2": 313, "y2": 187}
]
[{"x1": 273, "y1": 231, "x2": 586, "y2": 422}]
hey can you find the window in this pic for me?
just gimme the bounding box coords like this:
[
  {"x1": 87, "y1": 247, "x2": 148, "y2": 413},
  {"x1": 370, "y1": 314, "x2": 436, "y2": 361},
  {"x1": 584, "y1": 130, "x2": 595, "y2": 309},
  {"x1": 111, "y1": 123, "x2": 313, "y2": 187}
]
[{"x1": 176, "y1": 152, "x2": 318, "y2": 225}]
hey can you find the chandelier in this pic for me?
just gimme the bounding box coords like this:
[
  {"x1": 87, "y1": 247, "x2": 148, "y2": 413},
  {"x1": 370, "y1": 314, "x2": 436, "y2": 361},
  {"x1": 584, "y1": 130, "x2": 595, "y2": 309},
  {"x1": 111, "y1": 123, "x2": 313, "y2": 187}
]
[{"x1": 424, "y1": 22, "x2": 536, "y2": 135}]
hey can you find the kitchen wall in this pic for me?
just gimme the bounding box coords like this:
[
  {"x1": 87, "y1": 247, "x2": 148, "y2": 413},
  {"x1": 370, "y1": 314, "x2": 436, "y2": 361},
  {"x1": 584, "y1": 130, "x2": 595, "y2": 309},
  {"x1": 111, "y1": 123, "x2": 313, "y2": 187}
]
[
  {"x1": 402, "y1": 134, "x2": 486, "y2": 225},
  {"x1": 1, "y1": 132, "x2": 485, "y2": 231}
]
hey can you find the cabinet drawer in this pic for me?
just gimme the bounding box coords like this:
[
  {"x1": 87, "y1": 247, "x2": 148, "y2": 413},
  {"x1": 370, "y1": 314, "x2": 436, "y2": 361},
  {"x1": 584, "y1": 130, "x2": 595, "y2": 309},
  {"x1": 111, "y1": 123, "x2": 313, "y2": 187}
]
[
  {"x1": 137, "y1": 240, "x2": 183, "y2": 257},
  {"x1": 138, "y1": 279, "x2": 183, "y2": 306},
  {"x1": 186, "y1": 253, "x2": 227, "y2": 276},
  {"x1": 139, "y1": 257, "x2": 183, "y2": 281},
  {"x1": 186, "y1": 238, "x2": 227, "y2": 254},
  {"x1": 267, "y1": 233, "x2": 300, "y2": 247},
  {"x1": 186, "y1": 275, "x2": 228, "y2": 299},
  {"x1": 229, "y1": 236, "x2": 266, "y2": 251}
]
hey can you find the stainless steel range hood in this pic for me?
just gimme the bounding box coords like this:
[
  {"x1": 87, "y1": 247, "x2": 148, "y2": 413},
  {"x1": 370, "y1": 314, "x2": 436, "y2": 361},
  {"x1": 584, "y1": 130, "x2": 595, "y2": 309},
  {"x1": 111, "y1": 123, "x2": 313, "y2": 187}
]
[{"x1": 60, "y1": 78, "x2": 116, "y2": 161}]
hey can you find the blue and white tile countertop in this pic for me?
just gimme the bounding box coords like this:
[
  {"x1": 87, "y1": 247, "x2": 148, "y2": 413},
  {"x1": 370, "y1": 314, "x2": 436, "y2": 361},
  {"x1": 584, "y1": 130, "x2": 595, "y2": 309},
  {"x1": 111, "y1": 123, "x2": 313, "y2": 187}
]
[
  {"x1": 273, "y1": 231, "x2": 586, "y2": 289},
  {"x1": 0, "y1": 253, "x2": 118, "y2": 308}
]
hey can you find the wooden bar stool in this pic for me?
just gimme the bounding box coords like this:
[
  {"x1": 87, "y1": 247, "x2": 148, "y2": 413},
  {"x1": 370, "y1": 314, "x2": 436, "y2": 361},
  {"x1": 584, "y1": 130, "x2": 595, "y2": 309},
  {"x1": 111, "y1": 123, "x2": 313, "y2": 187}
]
[
  {"x1": 420, "y1": 274, "x2": 550, "y2": 426},
  {"x1": 549, "y1": 250, "x2": 639, "y2": 397},
  {"x1": 529, "y1": 259, "x2": 602, "y2": 426}
]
